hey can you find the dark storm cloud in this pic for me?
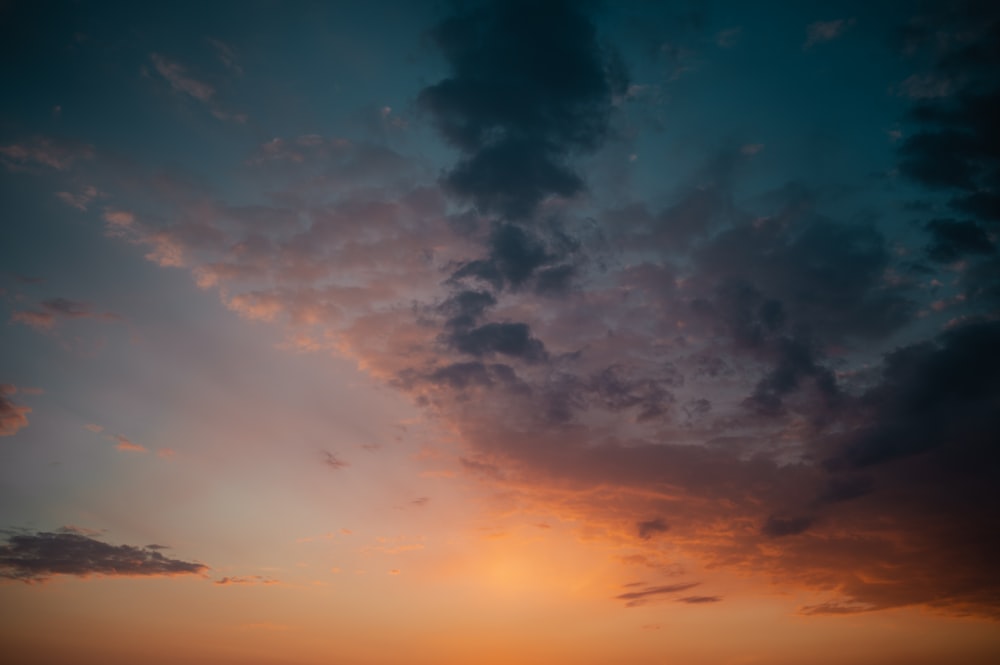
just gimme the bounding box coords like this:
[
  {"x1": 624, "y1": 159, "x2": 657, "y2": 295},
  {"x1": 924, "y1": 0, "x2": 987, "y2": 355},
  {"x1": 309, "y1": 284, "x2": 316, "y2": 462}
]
[
  {"x1": 825, "y1": 320, "x2": 1000, "y2": 471},
  {"x1": 924, "y1": 219, "x2": 995, "y2": 262},
  {"x1": 0, "y1": 530, "x2": 206, "y2": 582},
  {"x1": 897, "y1": 3, "x2": 1000, "y2": 222},
  {"x1": 419, "y1": 0, "x2": 626, "y2": 218}
]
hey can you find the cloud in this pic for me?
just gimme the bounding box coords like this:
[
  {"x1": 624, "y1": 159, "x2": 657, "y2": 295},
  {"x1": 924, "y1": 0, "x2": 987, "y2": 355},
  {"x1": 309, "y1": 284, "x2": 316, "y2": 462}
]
[
  {"x1": 113, "y1": 435, "x2": 147, "y2": 453},
  {"x1": 322, "y1": 451, "x2": 349, "y2": 470},
  {"x1": 447, "y1": 322, "x2": 549, "y2": 364},
  {"x1": 924, "y1": 219, "x2": 995, "y2": 263},
  {"x1": 615, "y1": 582, "x2": 701, "y2": 607},
  {"x1": 636, "y1": 518, "x2": 669, "y2": 540},
  {"x1": 761, "y1": 515, "x2": 814, "y2": 538},
  {"x1": 11, "y1": 298, "x2": 121, "y2": 331},
  {"x1": 0, "y1": 385, "x2": 32, "y2": 437},
  {"x1": 804, "y1": 19, "x2": 854, "y2": 48},
  {"x1": 896, "y1": 4, "x2": 1000, "y2": 223},
  {"x1": 56, "y1": 186, "x2": 101, "y2": 211},
  {"x1": 418, "y1": 0, "x2": 626, "y2": 218},
  {"x1": 0, "y1": 530, "x2": 207, "y2": 582},
  {"x1": 46, "y1": 6, "x2": 998, "y2": 621},
  {"x1": 150, "y1": 54, "x2": 246, "y2": 123},
  {"x1": 0, "y1": 137, "x2": 94, "y2": 172},
  {"x1": 214, "y1": 575, "x2": 279, "y2": 586},
  {"x1": 715, "y1": 27, "x2": 741, "y2": 48},
  {"x1": 678, "y1": 595, "x2": 723, "y2": 604},
  {"x1": 207, "y1": 38, "x2": 242, "y2": 76}
]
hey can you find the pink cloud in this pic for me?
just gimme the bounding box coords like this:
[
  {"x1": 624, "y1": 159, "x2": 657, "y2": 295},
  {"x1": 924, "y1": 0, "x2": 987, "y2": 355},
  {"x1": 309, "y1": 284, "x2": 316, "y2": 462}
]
[
  {"x1": 0, "y1": 137, "x2": 94, "y2": 172},
  {"x1": 11, "y1": 298, "x2": 121, "y2": 331},
  {"x1": 0, "y1": 384, "x2": 32, "y2": 437},
  {"x1": 149, "y1": 53, "x2": 246, "y2": 123},
  {"x1": 114, "y1": 435, "x2": 147, "y2": 453}
]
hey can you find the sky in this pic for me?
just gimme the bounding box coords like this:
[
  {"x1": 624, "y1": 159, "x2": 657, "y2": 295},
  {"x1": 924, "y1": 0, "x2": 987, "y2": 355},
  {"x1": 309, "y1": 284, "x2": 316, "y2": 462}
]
[{"x1": 1, "y1": 1, "x2": 999, "y2": 663}]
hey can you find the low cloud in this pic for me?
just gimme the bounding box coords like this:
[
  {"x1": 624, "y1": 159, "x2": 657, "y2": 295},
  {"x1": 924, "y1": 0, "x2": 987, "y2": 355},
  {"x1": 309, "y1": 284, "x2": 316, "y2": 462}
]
[{"x1": 0, "y1": 530, "x2": 207, "y2": 582}]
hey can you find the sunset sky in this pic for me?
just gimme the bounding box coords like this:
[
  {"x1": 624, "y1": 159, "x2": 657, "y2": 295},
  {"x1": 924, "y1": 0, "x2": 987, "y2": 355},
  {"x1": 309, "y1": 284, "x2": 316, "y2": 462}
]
[{"x1": 2, "y1": 1, "x2": 1000, "y2": 663}]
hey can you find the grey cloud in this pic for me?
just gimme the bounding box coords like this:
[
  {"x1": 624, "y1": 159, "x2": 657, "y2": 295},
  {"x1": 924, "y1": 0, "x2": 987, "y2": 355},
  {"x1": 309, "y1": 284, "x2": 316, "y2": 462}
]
[
  {"x1": 0, "y1": 530, "x2": 207, "y2": 582},
  {"x1": 448, "y1": 322, "x2": 549, "y2": 364},
  {"x1": 419, "y1": 0, "x2": 626, "y2": 218},
  {"x1": 761, "y1": 515, "x2": 814, "y2": 538}
]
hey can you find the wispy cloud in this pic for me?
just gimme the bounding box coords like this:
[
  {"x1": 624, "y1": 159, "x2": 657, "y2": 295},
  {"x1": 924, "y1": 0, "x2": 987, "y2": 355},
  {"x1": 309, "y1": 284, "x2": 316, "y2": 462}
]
[
  {"x1": 149, "y1": 54, "x2": 246, "y2": 123},
  {"x1": 113, "y1": 435, "x2": 147, "y2": 453},
  {"x1": 804, "y1": 18, "x2": 854, "y2": 48},
  {"x1": 207, "y1": 38, "x2": 243, "y2": 75},
  {"x1": 0, "y1": 137, "x2": 94, "y2": 172},
  {"x1": 214, "y1": 575, "x2": 280, "y2": 586},
  {"x1": 615, "y1": 582, "x2": 702, "y2": 607},
  {"x1": 55, "y1": 186, "x2": 102, "y2": 211},
  {"x1": 322, "y1": 450, "x2": 349, "y2": 469},
  {"x1": 0, "y1": 384, "x2": 32, "y2": 437},
  {"x1": 11, "y1": 297, "x2": 121, "y2": 331}
]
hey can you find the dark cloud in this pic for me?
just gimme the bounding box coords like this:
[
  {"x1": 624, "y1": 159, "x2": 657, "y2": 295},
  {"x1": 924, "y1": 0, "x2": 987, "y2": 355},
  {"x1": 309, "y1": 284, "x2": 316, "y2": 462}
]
[
  {"x1": 439, "y1": 290, "x2": 497, "y2": 330},
  {"x1": 615, "y1": 582, "x2": 701, "y2": 607},
  {"x1": 589, "y1": 365, "x2": 679, "y2": 421},
  {"x1": 693, "y1": 211, "x2": 914, "y2": 345},
  {"x1": 761, "y1": 515, "x2": 814, "y2": 538},
  {"x1": 636, "y1": 518, "x2": 669, "y2": 540},
  {"x1": 677, "y1": 595, "x2": 723, "y2": 604},
  {"x1": 826, "y1": 320, "x2": 1000, "y2": 471},
  {"x1": 450, "y1": 221, "x2": 580, "y2": 294},
  {"x1": 0, "y1": 530, "x2": 206, "y2": 582},
  {"x1": 744, "y1": 336, "x2": 839, "y2": 417},
  {"x1": 897, "y1": 4, "x2": 1000, "y2": 222},
  {"x1": 815, "y1": 475, "x2": 873, "y2": 505},
  {"x1": 447, "y1": 322, "x2": 549, "y2": 364},
  {"x1": 419, "y1": 0, "x2": 626, "y2": 218},
  {"x1": 924, "y1": 219, "x2": 995, "y2": 263},
  {"x1": 398, "y1": 361, "x2": 527, "y2": 396}
]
